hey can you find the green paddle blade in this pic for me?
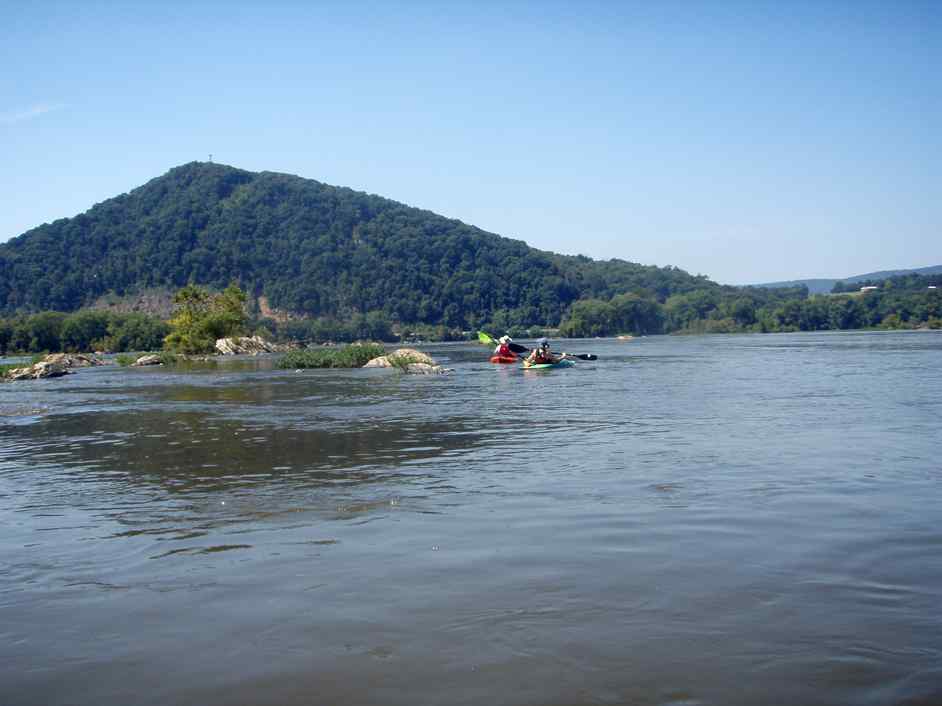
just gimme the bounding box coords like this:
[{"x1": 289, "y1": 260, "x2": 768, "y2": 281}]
[{"x1": 478, "y1": 331, "x2": 497, "y2": 345}]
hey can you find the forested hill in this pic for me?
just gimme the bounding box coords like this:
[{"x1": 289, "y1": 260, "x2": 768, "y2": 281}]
[{"x1": 0, "y1": 162, "x2": 717, "y2": 326}]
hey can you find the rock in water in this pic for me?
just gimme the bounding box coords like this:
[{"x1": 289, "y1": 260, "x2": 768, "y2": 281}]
[
  {"x1": 6, "y1": 361, "x2": 70, "y2": 381},
  {"x1": 132, "y1": 354, "x2": 163, "y2": 366},
  {"x1": 215, "y1": 335, "x2": 286, "y2": 355},
  {"x1": 363, "y1": 348, "x2": 447, "y2": 374},
  {"x1": 41, "y1": 353, "x2": 107, "y2": 368}
]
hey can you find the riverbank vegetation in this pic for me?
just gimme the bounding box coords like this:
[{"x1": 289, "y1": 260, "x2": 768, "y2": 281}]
[
  {"x1": 0, "y1": 311, "x2": 168, "y2": 355},
  {"x1": 2, "y1": 286, "x2": 939, "y2": 356},
  {"x1": 1, "y1": 276, "x2": 939, "y2": 358},
  {"x1": 556, "y1": 278, "x2": 941, "y2": 337}
]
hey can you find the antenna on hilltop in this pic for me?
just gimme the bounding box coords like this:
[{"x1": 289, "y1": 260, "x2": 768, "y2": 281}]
[{"x1": 208, "y1": 154, "x2": 213, "y2": 163}]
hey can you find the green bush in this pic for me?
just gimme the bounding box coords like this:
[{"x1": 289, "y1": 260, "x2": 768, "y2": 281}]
[
  {"x1": 164, "y1": 283, "x2": 247, "y2": 354},
  {"x1": 276, "y1": 343, "x2": 385, "y2": 369}
]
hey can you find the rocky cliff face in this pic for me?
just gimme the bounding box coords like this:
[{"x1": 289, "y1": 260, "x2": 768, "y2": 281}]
[{"x1": 90, "y1": 289, "x2": 176, "y2": 318}]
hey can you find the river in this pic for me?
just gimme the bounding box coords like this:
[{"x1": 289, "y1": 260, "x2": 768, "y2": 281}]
[{"x1": 1, "y1": 331, "x2": 940, "y2": 706}]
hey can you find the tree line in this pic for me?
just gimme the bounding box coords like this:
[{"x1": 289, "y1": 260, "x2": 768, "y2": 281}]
[
  {"x1": 830, "y1": 272, "x2": 942, "y2": 294},
  {"x1": 3, "y1": 284, "x2": 938, "y2": 357},
  {"x1": 0, "y1": 310, "x2": 169, "y2": 355},
  {"x1": 557, "y1": 286, "x2": 941, "y2": 337}
]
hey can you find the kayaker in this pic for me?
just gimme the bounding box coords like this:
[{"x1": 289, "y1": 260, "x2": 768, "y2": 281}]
[
  {"x1": 493, "y1": 335, "x2": 516, "y2": 358},
  {"x1": 526, "y1": 338, "x2": 565, "y2": 365}
]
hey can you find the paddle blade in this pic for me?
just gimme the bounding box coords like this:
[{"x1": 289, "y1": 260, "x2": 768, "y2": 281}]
[
  {"x1": 574, "y1": 353, "x2": 597, "y2": 361},
  {"x1": 508, "y1": 342, "x2": 529, "y2": 354},
  {"x1": 477, "y1": 331, "x2": 496, "y2": 345}
]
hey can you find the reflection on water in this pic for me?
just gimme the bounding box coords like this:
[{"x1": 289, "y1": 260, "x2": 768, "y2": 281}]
[{"x1": 1, "y1": 332, "x2": 941, "y2": 706}]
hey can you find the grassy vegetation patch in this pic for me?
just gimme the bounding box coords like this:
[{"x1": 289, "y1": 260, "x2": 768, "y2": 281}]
[
  {"x1": 115, "y1": 352, "x2": 180, "y2": 367},
  {"x1": 277, "y1": 343, "x2": 385, "y2": 369},
  {"x1": 386, "y1": 352, "x2": 426, "y2": 371}
]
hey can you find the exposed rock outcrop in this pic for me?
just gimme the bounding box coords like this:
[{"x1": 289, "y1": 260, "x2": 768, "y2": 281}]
[
  {"x1": 90, "y1": 288, "x2": 176, "y2": 318},
  {"x1": 257, "y1": 296, "x2": 298, "y2": 323},
  {"x1": 363, "y1": 348, "x2": 447, "y2": 374},
  {"x1": 215, "y1": 335, "x2": 290, "y2": 355},
  {"x1": 3, "y1": 353, "x2": 110, "y2": 381},
  {"x1": 132, "y1": 354, "x2": 164, "y2": 366},
  {"x1": 42, "y1": 353, "x2": 108, "y2": 367},
  {"x1": 5, "y1": 361, "x2": 70, "y2": 381}
]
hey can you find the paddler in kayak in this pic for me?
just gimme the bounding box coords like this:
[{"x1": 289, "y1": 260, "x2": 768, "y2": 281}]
[
  {"x1": 525, "y1": 338, "x2": 565, "y2": 365},
  {"x1": 494, "y1": 336, "x2": 515, "y2": 357},
  {"x1": 490, "y1": 335, "x2": 519, "y2": 364}
]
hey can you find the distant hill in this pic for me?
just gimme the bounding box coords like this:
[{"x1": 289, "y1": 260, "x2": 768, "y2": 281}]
[
  {"x1": 0, "y1": 162, "x2": 716, "y2": 325},
  {"x1": 748, "y1": 265, "x2": 942, "y2": 294}
]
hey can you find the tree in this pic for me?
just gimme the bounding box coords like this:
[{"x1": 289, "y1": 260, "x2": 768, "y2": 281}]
[
  {"x1": 164, "y1": 283, "x2": 248, "y2": 354},
  {"x1": 60, "y1": 310, "x2": 111, "y2": 352},
  {"x1": 609, "y1": 293, "x2": 664, "y2": 335},
  {"x1": 728, "y1": 297, "x2": 756, "y2": 327},
  {"x1": 107, "y1": 313, "x2": 170, "y2": 351},
  {"x1": 15, "y1": 312, "x2": 66, "y2": 352},
  {"x1": 0, "y1": 319, "x2": 11, "y2": 355},
  {"x1": 559, "y1": 299, "x2": 614, "y2": 337},
  {"x1": 828, "y1": 297, "x2": 862, "y2": 330}
]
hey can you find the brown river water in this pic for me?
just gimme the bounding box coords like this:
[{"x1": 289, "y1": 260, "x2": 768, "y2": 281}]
[{"x1": 1, "y1": 332, "x2": 940, "y2": 706}]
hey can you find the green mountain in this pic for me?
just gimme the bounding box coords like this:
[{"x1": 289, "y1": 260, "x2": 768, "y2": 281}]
[{"x1": 0, "y1": 162, "x2": 717, "y2": 326}]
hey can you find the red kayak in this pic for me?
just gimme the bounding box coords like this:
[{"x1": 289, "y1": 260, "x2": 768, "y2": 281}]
[{"x1": 489, "y1": 354, "x2": 518, "y2": 364}]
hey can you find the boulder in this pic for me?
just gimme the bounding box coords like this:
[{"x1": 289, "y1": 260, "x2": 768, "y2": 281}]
[
  {"x1": 41, "y1": 353, "x2": 107, "y2": 367},
  {"x1": 363, "y1": 348, "x2": 447, "y2": 374},
  {"x1": 215, "y1": 335, "x2": 287, "y2": 355},
  {"x1": 363, "y1": 348, "x2": 437, "y2": 368},
  {"x1": 3, "y1": 352, "x2": 110, "y2": 382},
  {"x1": 6, "y1": 361, "x2": 70, "y2": 381},
  {"x1": 132, "y1": 354, "x2": 163, "y2": 366}
]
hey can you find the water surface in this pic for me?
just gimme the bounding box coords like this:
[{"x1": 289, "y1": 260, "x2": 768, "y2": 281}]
[{"x1": 2, "y1": 332, "x2": 940, "y2": 705}]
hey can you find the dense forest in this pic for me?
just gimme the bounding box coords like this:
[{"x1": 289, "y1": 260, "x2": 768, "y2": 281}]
[{"x1": 1, "y1": 162, "x2": 939, "y2": 353}]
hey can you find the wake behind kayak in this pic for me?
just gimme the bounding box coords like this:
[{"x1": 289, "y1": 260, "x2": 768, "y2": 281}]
[{"x1": 522, "y1": 359, "x2": 575, "y2": 370}]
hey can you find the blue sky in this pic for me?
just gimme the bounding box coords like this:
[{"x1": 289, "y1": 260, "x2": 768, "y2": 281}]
[{"x1": 2, "y1": 0, "x2": 938, "y2": 284}]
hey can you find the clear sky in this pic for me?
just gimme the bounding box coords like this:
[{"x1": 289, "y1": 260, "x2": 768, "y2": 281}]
[{"x1": 2, "y1": 0, "x2": 938, "y2": 284}]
